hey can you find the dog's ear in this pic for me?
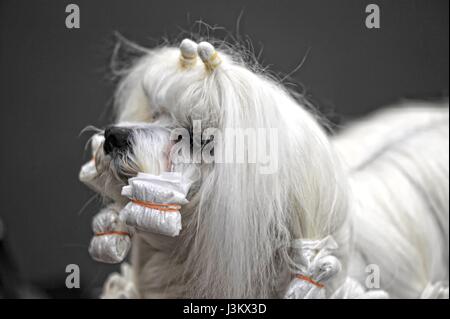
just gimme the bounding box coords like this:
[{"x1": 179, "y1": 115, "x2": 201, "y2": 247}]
[{"x1": 110, "y1": 32, "x2": 151, "y2": 78}]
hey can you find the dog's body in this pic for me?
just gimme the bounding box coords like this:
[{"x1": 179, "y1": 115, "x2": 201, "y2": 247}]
[
  {"x1": 82, "y1": 40, "x2": 449, "y2": 299},
  {"x1": 334, "y1": 103, "x2": 449, "y2": 298}
]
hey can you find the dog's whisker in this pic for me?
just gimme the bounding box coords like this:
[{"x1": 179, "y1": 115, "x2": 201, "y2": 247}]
[
  {"x1": 77, "y1": 193, "x2": 100, "y2": 216},
  {"x1": 79, "y1": 125, "x2": 103, "y2": 138}
]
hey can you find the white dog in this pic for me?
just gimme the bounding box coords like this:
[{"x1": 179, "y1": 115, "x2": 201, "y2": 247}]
[{"x1": 79, "y1": 38, "x2": 449, "y2": 299}]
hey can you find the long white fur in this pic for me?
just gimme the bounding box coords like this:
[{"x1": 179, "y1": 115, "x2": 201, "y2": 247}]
[
  {"x1": 91, "y1": 39, "x2": 448, "y2": 299},
  {"x1": 334, "y1": 102, "x2": 449, "y2": 298}
]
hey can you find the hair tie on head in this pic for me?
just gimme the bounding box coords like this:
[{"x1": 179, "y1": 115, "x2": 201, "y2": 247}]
[
  {"x1": 197, "y1": 42, "x2": 222, "y2": 71},
  {"x1": 179, "y1": 39, "x2": 198, "y2": 68}
]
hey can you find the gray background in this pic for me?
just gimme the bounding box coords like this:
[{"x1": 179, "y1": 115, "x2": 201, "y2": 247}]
[{"x1": 0, "y1": 0, "x2": 448, "y2": 298}]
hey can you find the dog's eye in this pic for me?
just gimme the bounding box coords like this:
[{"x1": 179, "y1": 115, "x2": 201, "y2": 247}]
[
  {"x1": 188, "y1": 129, "x2": 215, "y2": 155},
  {"x1": 151, "y1": 111, "x2": 161, "y2": 121}
]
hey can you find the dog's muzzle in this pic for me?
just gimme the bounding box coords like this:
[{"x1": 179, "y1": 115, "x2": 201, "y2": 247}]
[{"x1": 103, "y1": 126, "x2": 132, "y2": 155}]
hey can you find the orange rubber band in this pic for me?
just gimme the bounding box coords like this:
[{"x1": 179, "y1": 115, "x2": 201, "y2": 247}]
[
  {"x1": 296, "y1": 274, "x2": 325, "y2": 288},
  {"x1": 95, "y1": 231, "x2": 130, "y2": 237},
  {"x1": 131, "y1": 199, "x2": 181, "y2": 212}
]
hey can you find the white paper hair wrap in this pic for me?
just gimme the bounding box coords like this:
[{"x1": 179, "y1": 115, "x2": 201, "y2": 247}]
[
  {"x1": 284, "y1": 235, "x2": 342, "y2": 299},
  {"x1": 88, "y1": 204, "x2": 132, "y2": 264},
  {"x1": 79, "y1": 133, "x2": 105, "y2": 194},
  {"x1": 120, "y1": 172, "x2": 192, "y2": 237}
]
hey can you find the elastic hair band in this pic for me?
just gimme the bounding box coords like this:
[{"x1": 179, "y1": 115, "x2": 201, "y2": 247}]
[
  {"x1": 131, "y1": 199, "x2": 181, "y2": 212},
  {"x1": 180, "y1": 54, "x2": 197, "y2": 68},
  {"x1": 296, "y1": 274, "x2": 325, "y2": 288},
  {"x1": 95, "y1": 231, "x2": 130, "y2": 237}
]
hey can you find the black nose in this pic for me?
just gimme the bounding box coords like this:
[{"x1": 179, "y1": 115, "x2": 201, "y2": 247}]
[{"x1": 103, "y1": 126, "x2": 132, "y2": 155}]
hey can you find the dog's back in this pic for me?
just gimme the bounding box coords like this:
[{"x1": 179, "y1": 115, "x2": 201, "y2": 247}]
[{"x1": 333, "y1": 102, "x2": 449, "y2": 298}]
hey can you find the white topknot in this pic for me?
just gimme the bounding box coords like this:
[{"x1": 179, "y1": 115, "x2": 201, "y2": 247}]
[
  {"x1": 179, "y1": 38, "x2": 198, "y2": 68},
  {"x1": 197, "y1": 41, "x2": 221, "y2": 70}
]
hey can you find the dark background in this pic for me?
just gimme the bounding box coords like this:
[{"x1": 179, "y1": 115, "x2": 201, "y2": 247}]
[{"x1": 0, "y1": 0, "x2": 448, "y2": 298}]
